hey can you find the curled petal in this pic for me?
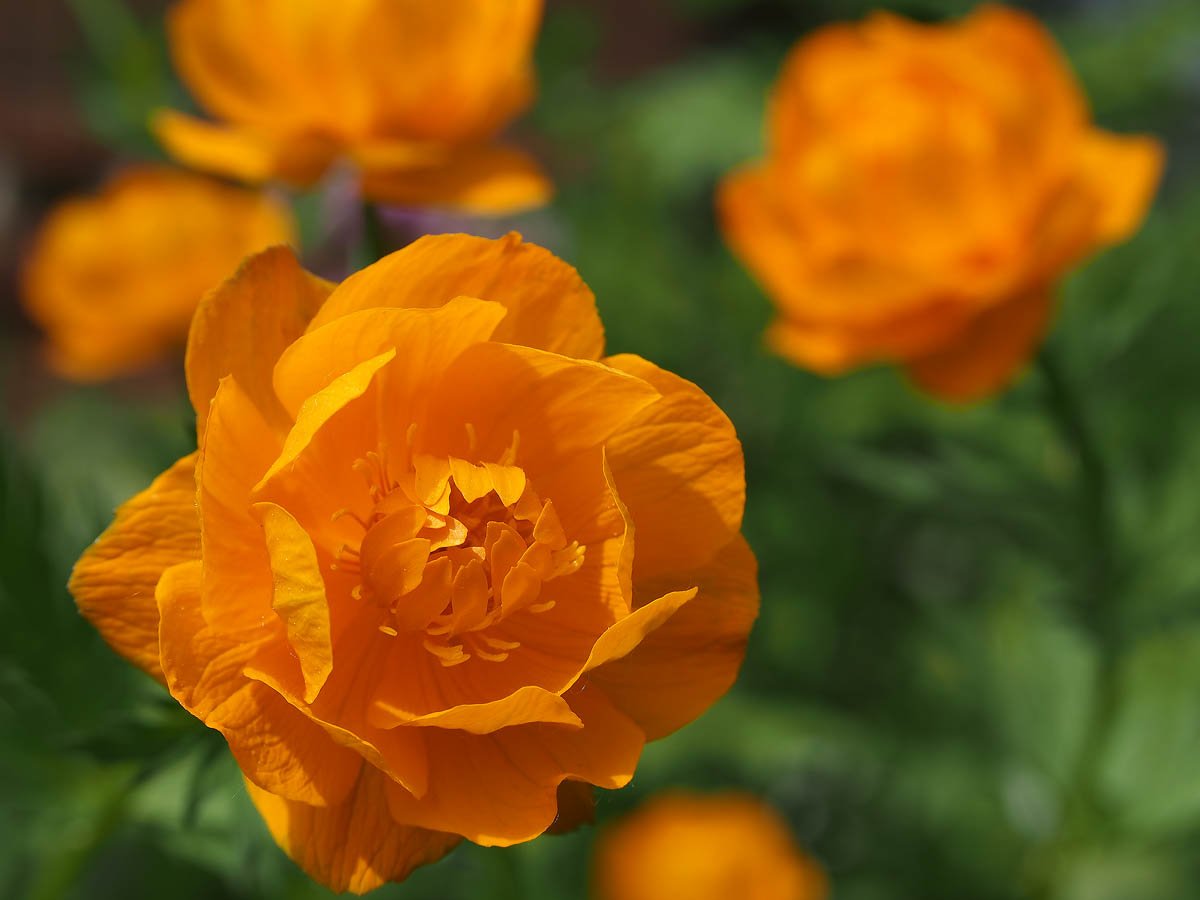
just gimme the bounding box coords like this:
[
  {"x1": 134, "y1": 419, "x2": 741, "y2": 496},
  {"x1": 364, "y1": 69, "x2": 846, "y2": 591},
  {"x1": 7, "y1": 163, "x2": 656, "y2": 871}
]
[
  {"x1": 1075, "y1": 130, "x2": 1164, "y2": 246},
  {"x1": 384, "y1": 687, "x2": 643, "y2": 845},
  {"x1": 69, "y1": 453, "x2": 200, "y2": 683},
  {"x1": 590, "y1": 536, "x2": 759, "y2": 740},
  {"x1": 157, "y1": 561, "x2": 361, "y2": 806},
  {"x1": 370, "y1": 684, "x2": 582, "y2": 733}
]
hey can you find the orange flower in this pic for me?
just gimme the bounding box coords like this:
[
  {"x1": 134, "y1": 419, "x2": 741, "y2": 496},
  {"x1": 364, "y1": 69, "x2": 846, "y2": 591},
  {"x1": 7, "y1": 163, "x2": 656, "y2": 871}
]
[
  {"x1": 70, "y1": 233, "x2": 757, "y2": 893},
  {"x1": 21, "y1": 166, "x2": 293, "y2": 382},
  {"x1": 154, "y1": 0, "x2": 550, "y2": 214},
  {"x1": 718, "y1": 5, "x2": 1163, "y2": 401},
  {"x1": 595, "y1": 793, "x2": 828, "y2": 900}
]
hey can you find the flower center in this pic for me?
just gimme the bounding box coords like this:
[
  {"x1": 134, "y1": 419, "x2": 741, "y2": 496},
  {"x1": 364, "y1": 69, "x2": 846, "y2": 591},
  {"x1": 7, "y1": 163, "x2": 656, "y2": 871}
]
[{"x1": 329, "y1": 432, "x2": 584, "y2": 667}]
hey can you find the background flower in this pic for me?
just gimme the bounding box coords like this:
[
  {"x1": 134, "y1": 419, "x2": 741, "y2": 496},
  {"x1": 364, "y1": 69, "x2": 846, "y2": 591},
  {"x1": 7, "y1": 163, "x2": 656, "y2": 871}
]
[
  {"x1": 154, "y1": 0, "x2": 551, "y2": 214},
  {"x1": 718, "y1": 5, "x2": 1163, "y2": 401},
  {"x1": 69, "y1": 233, "x2": 757, "y2": 892},
  {"x1": 20, "y1": 166, "x2": 293, "y2": 381},
  {"x1": 594, "y1": 792, "x2": 827, "y2": 900}
]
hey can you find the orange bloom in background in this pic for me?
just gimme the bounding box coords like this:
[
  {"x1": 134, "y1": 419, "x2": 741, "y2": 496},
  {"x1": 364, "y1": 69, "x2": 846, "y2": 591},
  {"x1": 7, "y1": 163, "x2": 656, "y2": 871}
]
[
  {"x1": 718, "y1": 4, "x2": 1164, "y2": 402},
  {"x1": 154, "y1": 0, "x2": 550, "y2": 215},
  {"x1": 21, "y1": 166, "x2": 293, "y2": 382},
  {"x1": 594, "y1": 793, "x2": 828, "y2": 900},
  {"x1": 70, "y1": 233, "x2": 757, "y2": 893}
]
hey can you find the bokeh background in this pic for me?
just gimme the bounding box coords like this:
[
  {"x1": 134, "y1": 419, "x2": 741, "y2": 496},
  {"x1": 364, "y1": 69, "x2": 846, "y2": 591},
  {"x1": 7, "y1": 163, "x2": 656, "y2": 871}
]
[{"x1": 3, "y1": 0, "x2": 1200, "y2": 898}]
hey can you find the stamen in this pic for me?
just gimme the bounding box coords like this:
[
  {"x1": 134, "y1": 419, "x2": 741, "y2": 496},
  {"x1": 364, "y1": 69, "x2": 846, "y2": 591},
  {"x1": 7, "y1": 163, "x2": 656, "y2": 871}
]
[
  {"x1": 465, "y1": 422, "x2": 478, "y2": 454},
  {"x1": 378, "y1": 625, "x2": 398, "y2": 637},
  {"x1": 498, "y1": 429, "x2": 521, "y2": 466},
  {"x1": 332, "y1": 507, "x2": 370, "y2": 530}
]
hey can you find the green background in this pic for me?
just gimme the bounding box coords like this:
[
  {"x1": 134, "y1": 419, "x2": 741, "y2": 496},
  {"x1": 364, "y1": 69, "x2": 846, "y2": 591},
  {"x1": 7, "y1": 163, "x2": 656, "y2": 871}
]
[{"x1": 3, "y1": 0, "x2": 1200, "y2": 897}]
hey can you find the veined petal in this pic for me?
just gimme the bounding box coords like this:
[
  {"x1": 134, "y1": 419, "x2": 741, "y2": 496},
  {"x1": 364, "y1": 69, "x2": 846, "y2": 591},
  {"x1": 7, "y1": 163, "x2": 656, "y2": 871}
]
[
  {"x1": 197, "y1": 376, "x2": 282, "y2": 633},
  {"x1": 246, "y1": 766, "x2": 460, "y2": 895},
  {"x1": 419, "y1": 342, "x2": 659, "y2": 476},
  {"x1": 255, "y1": 502, "x2": 333, "y2": 703},
  {"x1": 187, "y1": 246, "x2": 333, "y2": 438},
  {"x1": 69, "y1": 453, "x2": 200, "y2": 683},
  {"x1": 384, "y1": 687, "x2": 643, "y2": 846},
  {"x1": 604, "y1": 355, "x2": 744, "y2": 580},
  {"x1": 589, "y1": 536, "x2": 759, "y2": 740},
  {"x1": 309, "y1": 233, "x2": 605, "y2": 361},
  {"x1": 157, "y1": 560, "x2": 361, "y2": 806}
]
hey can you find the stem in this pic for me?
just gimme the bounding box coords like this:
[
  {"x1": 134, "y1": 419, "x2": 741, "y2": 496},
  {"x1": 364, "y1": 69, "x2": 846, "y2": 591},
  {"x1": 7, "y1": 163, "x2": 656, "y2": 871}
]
[
  {"x1": 1037, "y1": 349, "x2": 1116, "y2": 644},
  {"x1": 361, "y1": 203, "x2": 389, "y2": 264},
  {"x1": 1035, "y1": 348, "x2": 1123, "y2": 885}
]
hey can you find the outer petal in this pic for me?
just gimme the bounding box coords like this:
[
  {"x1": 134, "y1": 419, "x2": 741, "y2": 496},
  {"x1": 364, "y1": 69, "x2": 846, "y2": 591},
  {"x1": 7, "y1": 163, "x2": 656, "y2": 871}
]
[
  {"x1": 157, "y1": 561, "x2": 362, "y2": 806},
  {"x1": 905, "y1": 287, "x2": 1055, "y2": 403},
  {"x1": 152, "y1": 110, "x2": 337, "y2": 186},
  {"x1": 246, "y1": 767, "x2": 460, "y2": 895},
  {"x1": 359, "y1": 142, "x2": 552, "y2": 215},
  {"x1": 604, "y1": 355, "x2": 744, "y2": 580},
  {"x1": 1076, "y1": 130, "x2": 1164, "y2": 246},
  {"x1": 589, "y1": 536, "x2": 759, "y2": 740},
  {"x1": 308, "y1": 233, "x2": 605, "y2": 361},
  {"x1": 68, "y1": 453, "x2": 200, "y2": 683},
  {"x1": 187, "y1": 246, "x2": 333, "y2": 436},
  {"x1": 384, "y1": 687, "x2": 643, "y2": 845}
]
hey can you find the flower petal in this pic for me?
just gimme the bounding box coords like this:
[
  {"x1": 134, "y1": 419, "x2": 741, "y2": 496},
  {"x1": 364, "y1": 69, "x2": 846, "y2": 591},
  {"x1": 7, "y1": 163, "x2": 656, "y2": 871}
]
[
  {"x1": 152, "y1": 110, "x2": 337, "y2": 186},
  {"x1": 255, "y1": 502, "x2": 333, "y2": 703},
  {"x1": 589, "y1": 536, "x2": 759, "y2": 740},
  {"x1": 187, "y1": 246, "x2": 332, "y2": 437},
  {"x1": 309, "y1": 233, "x2": 605, "y2": 361},
  {"x1": 271, "y1": 296, "x2": 506, "y2": 420},
  {"x1": 419, "y1": 342, "x2": 659, "y2": 477},
  {"x1": 370, "y1": 684, "x2": 582, "y2": 733},
  {"x1": 157, "y1": 560, "x2": 361, "y2": 806},
  {"x1": 359, "y1": 143, "x2": 552, "y2": 215},
  {"x1": 384, "y1": 686, "x2": 643, "y2": 845},
  {"x1": 1075, "y1": 130, "x2": 1164, "y2": 246},
  {"x1": 69, "y1": 453, "x2": 200, "y2": 683},
  {"x1": 246, "y1": 766, "x2": 460, "y2": 895},
  {"x1": 905, "y1": 286, "x2": 1054, "y2": 403},
  {"x1": 197, "y1": 376, "x2": 282, "y2": 633},
  {"x1": 604, "y1": 355, "x2": 744, "y2": 580}
]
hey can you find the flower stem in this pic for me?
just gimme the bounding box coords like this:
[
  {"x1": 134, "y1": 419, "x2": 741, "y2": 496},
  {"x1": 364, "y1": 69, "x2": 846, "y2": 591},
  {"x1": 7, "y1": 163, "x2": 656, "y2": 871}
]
[
  {"x1": 1037, "y1": 348, "x2": 1116, "y2": 645},
  {"x1": 361, "y1": 203, "x2": 389, "y2": 265}
]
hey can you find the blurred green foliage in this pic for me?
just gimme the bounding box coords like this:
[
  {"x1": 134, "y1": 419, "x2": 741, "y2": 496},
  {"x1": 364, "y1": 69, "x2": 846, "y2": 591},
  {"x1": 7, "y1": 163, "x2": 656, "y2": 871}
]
[{"x1": 4, "y1": 0, "x2": 1200, "y2": 898}]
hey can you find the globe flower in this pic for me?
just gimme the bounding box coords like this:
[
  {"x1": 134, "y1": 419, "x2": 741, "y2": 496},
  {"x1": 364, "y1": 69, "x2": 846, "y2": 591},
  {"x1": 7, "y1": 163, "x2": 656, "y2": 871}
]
[
  {"x1": 718, "y1": 5, "x2": 1163, "y2": 402},
  {"x1": 21, "y1": 166, "x2": 293, "y2": 382},
  {"x1": 595, "y1": 793, "x2": 828, "y2": 900},
  {"x1": 154, "y1": 0, "x2": 550, "y2": 215},
  {"x1": 70, "y1": 233, "x2": 757, "y2": 893}
]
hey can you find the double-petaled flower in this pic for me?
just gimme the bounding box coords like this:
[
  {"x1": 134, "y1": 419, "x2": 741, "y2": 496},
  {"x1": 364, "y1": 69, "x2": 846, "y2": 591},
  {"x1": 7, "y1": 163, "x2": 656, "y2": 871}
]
[
  {"x1": 719, "y1": 5, "x2": 1163, "y2": 401},
  {"x1": 21, "y1": 166, "x2": 292, "y2": 381},
  {"x1": 154, "y1": 0, "x2": 550, "y2": 214},
  {"x1": 70, "y1": 233, "x2": 757, "y2": 892},
  {"x1": 595, "y1": 793, "x2": 828, "y2": 900}
]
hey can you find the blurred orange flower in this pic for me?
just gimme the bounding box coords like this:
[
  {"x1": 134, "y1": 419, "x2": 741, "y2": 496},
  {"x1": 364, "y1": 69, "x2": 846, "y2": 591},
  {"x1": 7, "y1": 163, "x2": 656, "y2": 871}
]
[
  {"x1": 595, "y1": 793, "x2": 828, "y2": 900},
  {"x1": 70, "y1": 233, "x2": 757, "y2": 893},
  {"x1": 21, "y1": 167, "x2": 293, "y2": 382},
  {"x1": 718, "y1": 5, "x2": 1163, "y2": 401},
  {"x1": 154, "y1": 0, "x2": 550, "y2": 214}
]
